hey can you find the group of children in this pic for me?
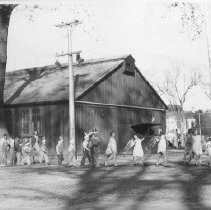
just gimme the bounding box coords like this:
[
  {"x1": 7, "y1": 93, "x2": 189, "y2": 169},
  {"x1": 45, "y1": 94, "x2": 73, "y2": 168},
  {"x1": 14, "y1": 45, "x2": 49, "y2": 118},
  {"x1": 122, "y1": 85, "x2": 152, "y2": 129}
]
[
  {"x1": 81, "y1": 129, "x2": 168, "y2": 167},
  {"x1": 0, "y1": 128, "x2": 168, "y2": 167},
  {"x1": 0, "y1": 131, "x2": 49, "y2": 166},
  {"x1": 124, "y1": 130, "x2": 167, "y2": 166}
]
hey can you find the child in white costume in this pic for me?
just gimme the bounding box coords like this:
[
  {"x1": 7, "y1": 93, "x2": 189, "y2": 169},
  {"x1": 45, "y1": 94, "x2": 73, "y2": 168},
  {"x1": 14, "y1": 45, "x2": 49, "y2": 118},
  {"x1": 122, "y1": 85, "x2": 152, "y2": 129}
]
[
  {"x1": 68, "y1": 140, "x2": 76, "y2": 166},
  {"x1": 105, "y1": 131, "x2": 117, "y2": 167},
  {"x1": 156, "y1": 131, "x2": 167, "y2": 166},
  {"x1": 125, "y1": 135, "x2": 144, "y2": 165},
  {"x1": 21, "y1": 139, "x2": 32, "y2": 166},
  {"x1": 132, "y1": 135, "x2": 144, "y2": 164},
  {"x1": 40, "y1": 137, "x2": 49, "y2": 165}
]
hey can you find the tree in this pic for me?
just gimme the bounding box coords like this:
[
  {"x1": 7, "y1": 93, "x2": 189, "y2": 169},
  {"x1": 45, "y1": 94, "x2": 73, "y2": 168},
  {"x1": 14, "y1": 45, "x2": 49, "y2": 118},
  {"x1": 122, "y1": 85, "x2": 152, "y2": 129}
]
[
  {"x1": 0, "y1": 4, "x2": 92, "y2": 157},
  {"x1": 0, "y1": 5, "x2": 17, "y2": 137},
  {"x1": 167, "y1": 2, "x2": 205, "y2": 41},
  {"x1": 155, "y1": 68, "x2": 201, "y2": 146},
  {"x1": 167, "y1": 2, "x2": 211, "y2": 103}
]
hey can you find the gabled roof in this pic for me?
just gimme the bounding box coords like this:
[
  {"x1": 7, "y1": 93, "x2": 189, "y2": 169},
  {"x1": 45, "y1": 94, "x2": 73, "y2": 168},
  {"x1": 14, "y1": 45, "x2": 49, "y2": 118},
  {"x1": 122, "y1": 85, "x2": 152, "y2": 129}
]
[
  {"x1": 4, "y1": 55, "x2": 127, "y2": 105},
  {"x1": 4, "y1": 54, "x2": 167, "y2": 109}
]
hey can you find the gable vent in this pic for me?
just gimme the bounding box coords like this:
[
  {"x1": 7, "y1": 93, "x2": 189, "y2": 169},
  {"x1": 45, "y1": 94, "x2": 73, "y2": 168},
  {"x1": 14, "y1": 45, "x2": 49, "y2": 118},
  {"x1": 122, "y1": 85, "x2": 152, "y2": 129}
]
[{"x1": 123, "y1": 56, "x2": 135, "y2": 75}]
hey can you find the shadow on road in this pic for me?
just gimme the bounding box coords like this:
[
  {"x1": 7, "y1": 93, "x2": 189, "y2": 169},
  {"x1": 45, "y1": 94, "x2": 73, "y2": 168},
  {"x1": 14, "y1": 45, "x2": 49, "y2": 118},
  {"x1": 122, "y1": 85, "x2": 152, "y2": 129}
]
[{"x1": 2, "y1": 156, "x2": 211, "y2": 210}]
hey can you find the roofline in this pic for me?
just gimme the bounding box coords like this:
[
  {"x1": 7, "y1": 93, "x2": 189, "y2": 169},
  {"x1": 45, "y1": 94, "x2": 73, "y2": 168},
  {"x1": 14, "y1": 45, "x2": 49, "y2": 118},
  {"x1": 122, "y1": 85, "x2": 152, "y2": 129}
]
[
  {"x1": 4, "y1": 100, "x2": 165, "y2": 112},
  {"x1": 4, "y1": 100, "x2": 69, "y2": 107},
  {"x1": 76, "y1": 101, "x2": 166, "y2": 112},
  {"x1": 5, "y1": 54, "x2": 167, "y2": 109},
  {"x1": 134, "y1": 66, "x2": 168, "y2": 110},
  {"x1": 6, "y1": 54, "x2": 129, "y2": 75},
  {"x1": 77, "y1": 54, "x2": 129, "y2": 66}
]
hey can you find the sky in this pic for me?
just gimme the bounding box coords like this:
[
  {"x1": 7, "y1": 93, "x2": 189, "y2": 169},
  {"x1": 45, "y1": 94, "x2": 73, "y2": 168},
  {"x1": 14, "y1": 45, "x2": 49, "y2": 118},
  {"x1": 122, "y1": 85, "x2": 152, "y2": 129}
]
[{"x1": 4, "y1": 0, "x2": 211, "y2": 111}]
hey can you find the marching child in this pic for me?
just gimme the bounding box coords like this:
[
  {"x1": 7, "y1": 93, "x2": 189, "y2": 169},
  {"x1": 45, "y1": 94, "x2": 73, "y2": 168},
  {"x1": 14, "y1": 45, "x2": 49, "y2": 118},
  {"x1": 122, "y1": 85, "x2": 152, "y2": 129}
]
[
  {"x1": 125, "y1": 135, "x2": 145, "y2": 165},
  {"x1": 89, "y1": 128, "x2": 100, "y2": 167},
  {"x1": 105, "y1": 131, "x2": 117, "y2": 167},
  {"x1": 156, "y1": 130, "x2": 167, "y2": 166},
  {"x1": 9, "y1": 136, "x2": 15, "y2": 165},
  {"x1": 68, "y1": 139, "x2": 76, "y2": 166},
  {"x1": 80, "y1": 132, "x2": 92, "y2": 166},
  {"x1": 1, "y1": 133, "x2": 10, "y2": 165},
  {"x1": 21, "y1": 138, "x2": 32, "y2": 166},
  {"x1": 40, "y1": 136, "x2": 49, "y2": 165},
  {"x1": 31, "y1": 131, "x2": 40, "y2": 164},
  {"x1": 14, "y1": 137, "x2": 22, "y2": 165},
  {"x1": 56, "y1": 136, "x2": 64, "y2": 166},
  {"x1": 132, "y1": 135, "x2": 144, "y2": 165}
]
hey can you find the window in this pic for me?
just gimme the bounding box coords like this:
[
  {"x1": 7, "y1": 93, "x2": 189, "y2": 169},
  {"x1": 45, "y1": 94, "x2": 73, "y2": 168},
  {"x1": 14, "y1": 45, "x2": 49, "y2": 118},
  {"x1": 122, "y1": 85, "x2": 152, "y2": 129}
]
[
  {"x1": 32, "y1": 108, "x2": 41, "y2": 134},
  {"x1": 21, "y1": 109, "x2": 30, "y2": 135},
  {"x1": 21, "y1": 108, "x2": 41, "y2": 136}
]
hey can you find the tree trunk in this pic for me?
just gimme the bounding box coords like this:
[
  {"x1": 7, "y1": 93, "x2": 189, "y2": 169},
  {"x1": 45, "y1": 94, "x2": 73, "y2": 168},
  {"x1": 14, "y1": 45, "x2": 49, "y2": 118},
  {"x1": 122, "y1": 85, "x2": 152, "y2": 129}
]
[
  {"x1": 0, "y1": 5, "x2": 16, "y2": 138},
  {"x1": 180, "y1": 107, "x2": 186, "y2": 148}
]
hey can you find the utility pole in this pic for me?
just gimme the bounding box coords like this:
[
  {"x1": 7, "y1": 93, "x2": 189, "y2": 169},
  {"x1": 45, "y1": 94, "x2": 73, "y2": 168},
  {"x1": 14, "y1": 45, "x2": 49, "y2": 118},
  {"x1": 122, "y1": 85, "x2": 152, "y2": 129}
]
[
  {"x1": 205, "y1": 0, "x2": 211, "y2": 96},
  {"x1": 56, "y1": 20, "x2": 82, "y2": 159},
  {"x1": 199, "y1": 112, "x2": 202, "y2": 136}
]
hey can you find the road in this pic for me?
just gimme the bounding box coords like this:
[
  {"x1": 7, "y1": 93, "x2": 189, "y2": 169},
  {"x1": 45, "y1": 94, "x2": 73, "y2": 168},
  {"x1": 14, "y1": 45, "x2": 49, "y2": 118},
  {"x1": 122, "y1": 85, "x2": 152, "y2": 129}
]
[{"x1": 0, "y1": 150, "x2": 211, "y2": 210}]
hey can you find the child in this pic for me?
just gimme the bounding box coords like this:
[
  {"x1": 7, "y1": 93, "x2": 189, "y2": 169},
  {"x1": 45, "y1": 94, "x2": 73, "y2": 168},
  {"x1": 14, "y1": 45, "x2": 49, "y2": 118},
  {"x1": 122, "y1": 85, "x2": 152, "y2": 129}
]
[
  {"x1": 68, "y1": 139, "x2": 76, "y2": 166},
  {"x1": 1, "y1": 133, "x2": 10, "y2": 165},
  {"x1": 156, "y1": 131, "x2": 167, "y2": 166},
  {"x1": 9, "y1": 136, "x2": 15, "y2": 165},
  {"x1": 183, "y1": 129, "x2": 193, "y2": 161},
  {"x1": 205, "y1": 138, "x2": 211, "y2": 166},
  {"x1": 80, "y1": 133, "x2": 92, "y2": 166},
  {"x1": 90, "y1": 129, "x2": 100, "y2": 167},
  {"x1": 56, "y1": 136, "x2": 64, "y2": 166},
  {"x1": 14, "y1": 137, "x2": 22, "y2": 165},
  {"x1": 31, "y1": 131, "x2": 40, "y2": 164},
  {"x1": 132, "y1": 135, "x2": 144, "y2": 165},
  {"x1": 21, "y1": 138, "x2": 32, "y2": 166},
  {"x1": 105, "y1": 131, "x2": 117, "y2": 167},
  {"x1": 40, "y1": 136, "x2": 49, "y2": 165}
]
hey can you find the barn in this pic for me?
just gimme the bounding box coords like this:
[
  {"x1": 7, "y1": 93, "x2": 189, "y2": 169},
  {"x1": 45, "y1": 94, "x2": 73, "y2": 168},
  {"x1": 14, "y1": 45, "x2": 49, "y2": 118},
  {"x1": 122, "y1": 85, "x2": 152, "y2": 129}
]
[{"x1": 3, "y1": 54, "x2": 167, "y2": 155}]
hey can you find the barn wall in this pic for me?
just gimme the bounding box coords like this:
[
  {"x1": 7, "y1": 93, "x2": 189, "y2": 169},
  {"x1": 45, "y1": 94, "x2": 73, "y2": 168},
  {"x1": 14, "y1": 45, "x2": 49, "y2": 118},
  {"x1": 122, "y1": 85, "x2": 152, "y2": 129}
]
[
  {"x1": 81, "y1": 64, "x2": 165, "y2": 109},
  {"x1": 75, "y1": 103, "x2": 165, "y2": 154},
  {"x1": 5, "y1": 103, "x2": 166, "y2": 155},
  {"x1": 5, "y1": 105, "x2": 69, "y2": 155}
]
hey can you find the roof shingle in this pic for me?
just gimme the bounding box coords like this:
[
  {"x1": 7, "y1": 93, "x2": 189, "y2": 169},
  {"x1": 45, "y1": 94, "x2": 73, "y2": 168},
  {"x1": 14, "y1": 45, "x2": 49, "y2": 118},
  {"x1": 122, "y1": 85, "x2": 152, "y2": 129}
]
[{"x1": 4, "y1": 55, "x2": 126, "y2": 104}]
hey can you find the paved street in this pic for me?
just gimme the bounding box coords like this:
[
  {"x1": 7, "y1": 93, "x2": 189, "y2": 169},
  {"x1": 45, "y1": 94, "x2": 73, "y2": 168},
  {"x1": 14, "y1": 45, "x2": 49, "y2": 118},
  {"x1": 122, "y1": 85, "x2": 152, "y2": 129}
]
[{"x1": 0, "y1": 150, "x2": 211, "y2": 210}]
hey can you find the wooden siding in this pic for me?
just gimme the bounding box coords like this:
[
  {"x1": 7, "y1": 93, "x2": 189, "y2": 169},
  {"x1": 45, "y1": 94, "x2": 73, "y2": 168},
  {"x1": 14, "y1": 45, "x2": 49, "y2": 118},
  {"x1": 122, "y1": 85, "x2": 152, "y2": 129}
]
[
  {"x1": 4, "y1": 58, "x2": 166, "y2": 155},
  {"x1": 5, "y1": 103, "x2": 165, "y2": 155},
  {"x1": 81, "y1": 64, "x2": 165, "y2": 109}
]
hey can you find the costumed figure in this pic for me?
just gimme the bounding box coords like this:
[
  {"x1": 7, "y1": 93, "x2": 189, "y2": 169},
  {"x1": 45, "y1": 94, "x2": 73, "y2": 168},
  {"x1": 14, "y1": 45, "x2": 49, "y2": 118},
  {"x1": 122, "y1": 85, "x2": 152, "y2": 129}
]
[
  {"x1": 80, "y1": 131, "x2": 92, "y2": 166},
  {"x1": 105, "y1": 131, "x2": 117, "y2": 167},
  {"x1": 21, "y1": 138, "x2": 32, "y2": 166},
  {"x1": 56, "y1": 136, "x2": 64, "y2": 166},
  {"x1": 40, "y1": 136, "x2": 49, "y2": 165},
  {"x1": 156, "y1": 130, "x2": 167, "y2": 166}
]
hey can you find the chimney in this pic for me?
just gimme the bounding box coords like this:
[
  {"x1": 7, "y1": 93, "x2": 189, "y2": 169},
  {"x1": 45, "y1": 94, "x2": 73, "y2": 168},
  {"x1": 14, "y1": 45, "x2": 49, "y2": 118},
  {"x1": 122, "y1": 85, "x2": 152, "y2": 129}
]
[
  {"x1": 76, "y1": 52, "x2": 84, "y2": 66},
  {"x1": 55, "y1": 60, "x2": 62, "y2": 68}
]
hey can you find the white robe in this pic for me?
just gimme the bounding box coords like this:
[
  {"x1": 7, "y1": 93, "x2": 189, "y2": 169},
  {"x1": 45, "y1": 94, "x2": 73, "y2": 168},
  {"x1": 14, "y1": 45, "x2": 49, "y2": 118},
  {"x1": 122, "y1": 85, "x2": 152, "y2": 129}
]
[
  {"x1": 205, "y1": 141, "x2": 211, "y2": 156},
  {"x1": 157, "y1": 135, "x2": 166, "y2": 153},
  {"x1": 133, "y1": 139, "x2": 144, "y2": 158},
  {"x1": 191, "y1": 135, "x2": 202, "y2": 156},
  {"x1": 105, "y1": 137, "x2": 117, "y2": 155}
]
